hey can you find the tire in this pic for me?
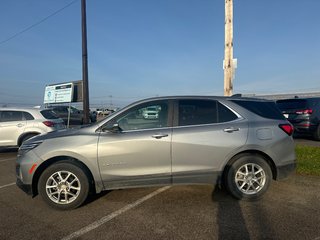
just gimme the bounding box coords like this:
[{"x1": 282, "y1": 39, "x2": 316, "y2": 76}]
[
  {"x1": 225, "y1": 154, "x2": 272, "y2": 200},
  {"x1": 38, "y1": 161, "x2": 90, "y2": 210},
  {"x1": 313, "y1": 124, "x2": 320, "y2": 141}
]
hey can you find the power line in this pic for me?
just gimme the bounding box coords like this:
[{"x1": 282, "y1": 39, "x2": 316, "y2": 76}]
[{"x1": 0, "y1": 0, "x2": 79, "y2": 46}]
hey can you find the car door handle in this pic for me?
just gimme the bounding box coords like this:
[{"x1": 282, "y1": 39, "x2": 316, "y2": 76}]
[
  {"x1": 17, "y1": 123, "x2": 24, "y2": 127},
  {"x1": 152, "y1": 134, "x2": 169, "y2": 139},
  {"x1": 223, "y1": 127, "x2": 240, "y2": 133}
]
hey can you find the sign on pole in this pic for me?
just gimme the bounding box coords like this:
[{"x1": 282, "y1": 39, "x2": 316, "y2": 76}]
[{"x1": 44, "y1": 83, "x2": 73, "y2": 104}]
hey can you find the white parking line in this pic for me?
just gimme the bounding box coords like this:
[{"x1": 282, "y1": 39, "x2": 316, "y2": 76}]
[
  {"x1": 61, "y1": 186, "x2": 170, "y2": 240},
  {"x1": 0, "y1": 158, "x2": 16, "y2": 163},
  {"x1": 0, "y1": 182, "x2": 15, "y2": 189}
]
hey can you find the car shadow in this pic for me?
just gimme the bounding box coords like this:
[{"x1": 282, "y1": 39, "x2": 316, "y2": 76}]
[
  {"x1": 84, "y1": 190, "x2": 112, "y2": 206},
  {"x1": 212, "y1": 186, "x2": 251, "y2": 240},
  {"x1": 0, "y1": 147, "x2": 18, "y2": 153}
]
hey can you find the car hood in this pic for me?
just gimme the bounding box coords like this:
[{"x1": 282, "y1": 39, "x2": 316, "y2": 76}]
[{"x1": 26, "y1": 127, "x2": 86, "y2": 143}]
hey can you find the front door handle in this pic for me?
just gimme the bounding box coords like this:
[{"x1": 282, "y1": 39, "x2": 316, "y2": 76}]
[
  {"x1": 152, "y1": 134, "x2": 169, "y2": 139},
  {"x1": 223, "y1": 127, "x2": 240, "y2": 133}
]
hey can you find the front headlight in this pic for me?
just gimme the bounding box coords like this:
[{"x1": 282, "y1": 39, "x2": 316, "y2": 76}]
[{"x1": 18, "y1": 140, "x2": 43, "y2": 155}]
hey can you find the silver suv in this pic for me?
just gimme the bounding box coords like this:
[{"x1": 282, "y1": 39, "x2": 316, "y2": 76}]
[
  {"x1": 0, "y1": 107, "x2": 65, "y2": 147},
  {"x1": 16, "y1": 96, "x2": 296, "y2": 210}
]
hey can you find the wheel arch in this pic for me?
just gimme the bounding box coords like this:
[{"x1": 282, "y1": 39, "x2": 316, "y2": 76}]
[
  {"x1": 18, "y1": 132, "x2": 40, "y2": 146},
  {"x1": 32, "y1": 156, "x2": 96, "y2": 197},
  {"x1": 221, "y1": 150, "x2": 277, "y2": 185}
]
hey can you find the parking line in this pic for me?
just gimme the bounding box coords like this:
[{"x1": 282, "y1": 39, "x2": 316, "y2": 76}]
[
  {"x1": 0, "y1": 182, "x2": 15, "y2": 189},
  {"x1": 0, "y1": 158, "x2": 16, "y2": 163},
  {"x1": 61, "y1": 186, "x2": 170, "y2": 240}
]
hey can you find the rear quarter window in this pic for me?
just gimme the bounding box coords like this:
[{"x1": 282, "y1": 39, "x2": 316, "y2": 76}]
[
  {"x1": 232, "y1": 100, "x2": 285, "y2": 120},
  {"x1": 41, "y1": 110, "x2": 59, "y2": 119},
  {"x1": 23, "y1": 112, "x2": 34, "y2": 120}
]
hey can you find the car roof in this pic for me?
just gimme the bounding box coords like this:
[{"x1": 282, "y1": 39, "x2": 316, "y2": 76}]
[
  {"x1": 131, "y1": 95, "x2": 272, "y2": 104},
  {"x1": 0, "y1": 107, "x2": 44, "y2": 111}
]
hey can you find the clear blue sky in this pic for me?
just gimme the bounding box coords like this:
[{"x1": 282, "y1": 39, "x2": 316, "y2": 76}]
[{"x1": 1, "y1": 0, "x2": 320, "y2": 107}]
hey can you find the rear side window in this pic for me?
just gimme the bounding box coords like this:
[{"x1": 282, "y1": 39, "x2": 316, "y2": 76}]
[
  {"x1": 232, "y1": 100, "x2": 285, "y2": 120},
  {"x1": 276, "y1": 99, "x2": 307, "y2": 110},
  {"x1": 0, "y1": 111, "x2": 23, "y2": 122},
  {"x1": 41, "y1": 110, "x2": 59, "y2": 119},
  {"x1": 178, "y1": 100, "x2": 238, "y2": 126}
]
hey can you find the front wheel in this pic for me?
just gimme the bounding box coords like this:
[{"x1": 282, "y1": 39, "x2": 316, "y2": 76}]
[
  {"x1": 225, "y1": 155, "x2": 272, "y2": 200},
  {"x1": 38, "y1": 161, "x2": 90, "y2": 210}
]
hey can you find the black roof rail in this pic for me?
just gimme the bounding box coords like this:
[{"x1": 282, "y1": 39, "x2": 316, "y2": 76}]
[{"x1": 231, "y1": 94, "x2": 242, "y2": 98}]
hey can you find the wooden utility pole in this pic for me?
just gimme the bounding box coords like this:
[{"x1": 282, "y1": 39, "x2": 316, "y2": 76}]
[
  {"x1": 224, "y1": 0, "x2": 235, "y2": 96},
  {"x1": 81, "y1": 0, "x2": 90, "y2": 124}
]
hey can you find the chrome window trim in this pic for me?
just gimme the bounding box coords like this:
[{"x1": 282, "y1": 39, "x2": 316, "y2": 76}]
[{"x1": 172, "y1": 117, "x2": 244, "y2": 130}]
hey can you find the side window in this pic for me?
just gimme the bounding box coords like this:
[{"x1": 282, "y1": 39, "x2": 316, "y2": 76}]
[
  {"x1": 23, "y1": 112, "x2": 35, "y2": 121},
  {"x1": 115, "y1": 101, "x2": 169, "y2": 131},
  {"x1": 217, "y1": 102, "x2": 238, "y2": 122},
  {"x1": 0, "y1": 111, "x2": 23, "y2": 122},
  {"x1": 178, "y1": 100, "x2": 218, "y2": 126}
]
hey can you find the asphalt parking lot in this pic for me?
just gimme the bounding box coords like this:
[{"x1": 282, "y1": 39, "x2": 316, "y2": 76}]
[{"x1": 1, "y1": 146, "x2": 320, "y2": 240}]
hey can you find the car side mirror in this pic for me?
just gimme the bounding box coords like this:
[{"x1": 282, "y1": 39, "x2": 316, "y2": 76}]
[{"x1": 104, "y1": 123, "x2": 122, "y2": 133}]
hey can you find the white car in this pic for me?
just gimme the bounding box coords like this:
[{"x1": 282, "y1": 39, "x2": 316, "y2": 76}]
[
  {"x1": 142, "y1": 106, "x2": 159, "y2": 119},
  {"x1": 0, "y1": 107, "x2": 65, "y2": 147}
]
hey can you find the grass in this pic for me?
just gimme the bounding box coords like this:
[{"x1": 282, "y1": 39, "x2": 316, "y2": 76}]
[{"x1": 296, "y1": 144, "x2": 320, "y2": 176}]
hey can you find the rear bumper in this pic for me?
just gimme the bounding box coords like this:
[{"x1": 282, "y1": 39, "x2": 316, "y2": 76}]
[
  {"x1": 276, "y1": 162, "x2": 296, "y2": 180},
  {"x1": 291, "y1": 122, "x2": 317, "y2": 134}
]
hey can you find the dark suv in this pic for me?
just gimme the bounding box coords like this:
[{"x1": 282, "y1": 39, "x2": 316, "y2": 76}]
[
  {"x1": 50, "y1": 106, "x2": 97, "y2": 126},
  {"x1": 276, "y1": 98, "x2": 320, "y2": 140}
]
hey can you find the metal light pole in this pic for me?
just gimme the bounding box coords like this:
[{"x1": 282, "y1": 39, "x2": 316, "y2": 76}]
[{"x1": 81, "y1": 0, "x2": 90, "y2": 124}]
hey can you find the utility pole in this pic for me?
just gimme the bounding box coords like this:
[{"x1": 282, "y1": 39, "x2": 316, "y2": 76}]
[
  {"x1": 81, "y1": 0, "x2": 90, "y2": 124},
  {"x1": 224, "y1": 0, "x2": 236, "y2": 96}
]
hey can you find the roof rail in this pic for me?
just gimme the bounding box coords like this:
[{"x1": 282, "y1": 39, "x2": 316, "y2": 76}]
[{"x1": 231, "y1": 94, "x2": 242, "y2": 98}]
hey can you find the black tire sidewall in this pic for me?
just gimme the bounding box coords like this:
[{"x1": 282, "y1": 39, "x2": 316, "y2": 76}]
[
  {"x1": 313, "y1": 124, "x2": 320, "y2": 141},
  {"x1": 38, "y1": 161, "x2": 89, "y2": 210},
  {"x1": 19, "y1": 133, "x2": 38, "y2": 146},
  {"x1": 226, "y1": 155, "x2": 272, "y2": 200}
]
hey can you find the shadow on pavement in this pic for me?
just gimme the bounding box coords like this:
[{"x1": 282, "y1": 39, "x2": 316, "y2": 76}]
[
  {"x1": 0, "y1": 147, "x2": 18, "y2": 153},
  {"x1": 212, "y1": 187, "x2": 250, "y2": 240}
]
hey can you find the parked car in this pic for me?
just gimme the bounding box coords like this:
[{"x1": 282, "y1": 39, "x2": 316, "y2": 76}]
[
  {"x1": 16, "y1": 96, "x2": 295, "y2": 210},
  {"x1": 142, "y1": 106, "x2": 159, "y2": 119},
  {"x1": 49, "y1": 106, "x2": 96, "y2": 126},
  {"x1": 0, "y1": 107, "x2": 65, "y2": 147},
  {"x1": 276, "y1": 97, "x2": 320, "y2": 140}
]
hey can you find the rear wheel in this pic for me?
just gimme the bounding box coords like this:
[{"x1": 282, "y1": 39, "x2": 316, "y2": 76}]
[
  {"x1": 38, "y1": 161, "x2": 90, "y2": 210},
  {"x1": 225, "y1": 154, "x2": 272, "y2": 200},
  {"x1": 19, "y1": 133, "x2": 38, "y2": 146}
]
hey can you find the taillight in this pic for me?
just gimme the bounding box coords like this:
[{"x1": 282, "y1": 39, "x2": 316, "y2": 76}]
[
  {"x1": 43, "y1": 121, "x2": 55, "y2": 127},
  {"x1": 295, "y1": 109, "x2": 313, "y2": 115},
  {"x1": 279, "y1": 124, "x2": 294, "y2": 136}
]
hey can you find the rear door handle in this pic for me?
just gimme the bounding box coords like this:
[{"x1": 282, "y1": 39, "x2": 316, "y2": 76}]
[
  {"x1": 17, "y1": 123, "x2": 24, "y2": 127},
  {"x1": 223, "y1": 127, "x2": 240, "y2": 133},
  {"x1": 152, "y1": 134, "x2": 169, "y2": 139}
]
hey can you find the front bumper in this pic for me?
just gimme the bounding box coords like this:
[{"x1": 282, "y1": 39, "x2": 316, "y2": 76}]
[{"x1": 16, "y1": 178, "x2": 33, "y2": 195}]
